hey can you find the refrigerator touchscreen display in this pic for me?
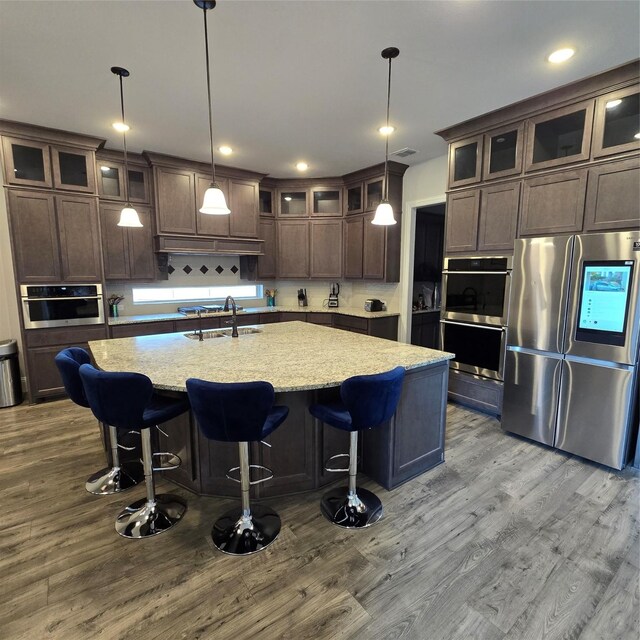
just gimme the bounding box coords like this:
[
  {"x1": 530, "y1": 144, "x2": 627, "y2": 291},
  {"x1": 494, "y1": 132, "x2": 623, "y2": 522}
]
[{"x1": 575, "y1": 260, "x2": 634, "y2": 346}]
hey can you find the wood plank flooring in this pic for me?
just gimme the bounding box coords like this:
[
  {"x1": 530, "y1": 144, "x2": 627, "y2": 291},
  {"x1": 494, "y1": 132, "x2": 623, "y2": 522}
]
[{"x1": 1, "y1": 398, "x2": 638, "y2": 639}]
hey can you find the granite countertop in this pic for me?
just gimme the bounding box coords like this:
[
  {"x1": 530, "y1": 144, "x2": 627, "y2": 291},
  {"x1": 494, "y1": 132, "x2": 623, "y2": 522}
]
[
  {"x1": 108, "y1": 305, "x2": 399, "y2": 326},
  {"x1": 90, "y1": 321, "x2": 453, "y2": 393}
]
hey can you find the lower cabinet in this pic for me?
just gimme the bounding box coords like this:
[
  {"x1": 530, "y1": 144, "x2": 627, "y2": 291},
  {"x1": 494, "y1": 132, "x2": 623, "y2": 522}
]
[
  {"x1": 24, "y1": 325, "x2": 108, "y2": 401},
  {"x1": 110, "y1": 321, "x2": 176, "y2": 338},
  {"x1": 411, "y1": 312, "x2": 440, "y2": 348}
]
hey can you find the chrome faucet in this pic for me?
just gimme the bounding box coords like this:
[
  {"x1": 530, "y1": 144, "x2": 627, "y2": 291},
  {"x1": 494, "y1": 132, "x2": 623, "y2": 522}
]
[
  {"x1": 223, "y1": 296, "x2": 239, "y2": 338},
  {"x1": 196, "y1": 308, "x2": 204, "y2": 341}
]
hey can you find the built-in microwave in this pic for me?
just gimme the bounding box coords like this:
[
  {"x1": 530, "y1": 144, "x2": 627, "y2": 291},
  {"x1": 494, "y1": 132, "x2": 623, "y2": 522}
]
[
  {"x1": 21, "y1": 284, "x2": 104, "y2": 329},
  {"x1": 442, "y1": 256, "x2": 512, "y2": 327}
]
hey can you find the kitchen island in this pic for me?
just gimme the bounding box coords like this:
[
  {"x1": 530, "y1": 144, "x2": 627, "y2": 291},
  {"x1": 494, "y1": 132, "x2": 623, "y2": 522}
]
[{"x1": 89, "y1": 321, "x2": 453, "y2": 498}]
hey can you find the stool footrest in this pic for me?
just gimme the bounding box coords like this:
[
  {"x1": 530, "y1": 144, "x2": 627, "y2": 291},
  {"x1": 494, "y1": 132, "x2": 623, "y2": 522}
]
[
  {"x1": 324, "y1": 452, "x2": 351, "y2": 473},
  {"x1": 225, "y1": 464, "x2": 274, "y2": 485},
  {"x1": 152, "y1": 452, "x2": 181, "y2": 472}
]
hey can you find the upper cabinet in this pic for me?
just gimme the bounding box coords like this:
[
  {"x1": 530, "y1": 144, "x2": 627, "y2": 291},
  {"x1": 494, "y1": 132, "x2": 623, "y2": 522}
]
[
  {"x1": 278, "y1": 189, "x2": 309, "y2": 217},
  {"x1": 229, "y1": 179, "x2": 259, "y2": 238},
  {"x1": 592, "y1": 86, "x2": 640, "y2": 158},
  {"x1": 344, "y1": 181, "x2": 363, "y2": 215},
  {"x1": 482, "y1": 124, "x2": 524, "y2": 180},
  {"x1": 2, "y1": 135, "x2": 97, "y2": 193},
  {"x1": 259, "y1": 186, "x2": 275, "y2": 217},
  {"x1": 448, "y1": 135, "x2": 483, "y2": 188},
  {"x1": 96, "y1": 153, "x2": 151, "y2": 203},
  {"x1": 524, "y1": 100, "x2": 594, "y2": 172},
  {"x1": 311, "y1": 186, "x2": 342, "y2": 217},
  {"x1": 155, "y1": 166, "x2": 197, "y2": 235}
]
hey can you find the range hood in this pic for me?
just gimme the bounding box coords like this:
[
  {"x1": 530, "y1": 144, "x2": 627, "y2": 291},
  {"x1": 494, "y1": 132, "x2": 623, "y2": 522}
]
[{"x1": 155, "y1": 235, "x2": 264, "y2": 256}]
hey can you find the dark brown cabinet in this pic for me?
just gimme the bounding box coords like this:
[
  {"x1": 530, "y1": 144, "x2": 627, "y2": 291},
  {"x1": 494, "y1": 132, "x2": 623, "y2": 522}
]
[
  {"x1": 344, "y1": 216, "x2": 364, "y2": 278},
  {"x1": 445, "y1": 189, "x2": 480, "y2": 253},
  {"x1": 2, "y1": 137, "x2": 53, "y2": 189},
  {"x1": 8, "y1": 190, "x2": 101, "y2": 283},
  {"x1": 525, "y1": 101, "x2": 594, "y2": 172},
  {"x1": 592, "y1": 85, "x2": 640, "y2": 158},
  {"x1": 257, "y1": 218, "x2": 277, "y2": 279},
  {"x1": 100, "y1": 203, "x2": 155, "y2": 280},
  {"x1": 156, "y1": 166, "x2": 197, "y2": 235},
  {"x1": 520, "y1": 169, "x2": 587, "y2": 236},
  {"x1": 277, "y1": 220, "x2": 309, "y2": 278},
  {"x1": 584, "y1": 158, "x2": 640, "y2": 232},
  {"x1": 96, "y1": 155, "x2": 151, "y2": 204},
  {"x1": 51, "y1": 146, "x2": 96, "y2": 193},
  {"x1": 448, "y1": 135, "x2": 483, "y2": 188},
  {"x1": 411, "y1": 312, "x2": 440, "y2": 349},
  {"x1": 229, "y1": 179, "x2": 259, "y2": 238},
  {"x1": 310, "y1": 219, "x2": 342, "y2": 278},
  {"x1": 345, "y1": 182, "x2": 363, "y2": 215},
  {"x1": 363, "y1": 212, "x2": 385, "y2": 279},
  {"x1": 477, "y1": 182, "x2": 520, "y2": 252},
  {"x1": 311, "y1": 187, "x2": 342, "y2": 217},
  {"x1": 110, "y1": 321, "x2": 176, "y2": 339},
  {"x1": 482, "y1": 124, "x2": 524, "y2": 180},
  {"x1": 259, "y1": 186, "x2": 275, "y2": 217},
  {"x1": 277, "y1": 189, "x2": 308, "y2": 217},
  {"x1": 364, "y1": 176, "x2": 385, "y2": 211}
]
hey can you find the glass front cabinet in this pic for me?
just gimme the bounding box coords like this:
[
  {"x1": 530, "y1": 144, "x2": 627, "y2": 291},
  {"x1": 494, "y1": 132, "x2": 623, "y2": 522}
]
[
  {"x1": 278, "y1": 189, "x2": 308, "y2": 216},
  {"x1": 592, "y1": 85, "x2": 640, "y2": 158},
  {"x1": 448, "y1": 135, "x2": 483, "y2": 188},
  {"x1": 97, "y1": 159, "x2": 150, "y2": 203},
  {"x1": 482, "y1": 123, "x2": 524, "y2": 180},
  {"x1": 311, "y1": 187, "x2": 342, "y2": 216},
  {"x1": 345, "y1": 182, "x2": 363, "y2": 215},
  {"x1": 2, "y1": 136, "x2": 96, "y2": 192}
]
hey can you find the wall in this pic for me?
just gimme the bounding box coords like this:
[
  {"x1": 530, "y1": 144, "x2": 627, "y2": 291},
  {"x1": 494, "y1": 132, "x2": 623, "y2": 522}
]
[
  {"x1": 0, "y1": 167, "x2": 25, "y2": 388},
  {"x1": 398, "y1": 154, "x2": 448, "y2": 343}
]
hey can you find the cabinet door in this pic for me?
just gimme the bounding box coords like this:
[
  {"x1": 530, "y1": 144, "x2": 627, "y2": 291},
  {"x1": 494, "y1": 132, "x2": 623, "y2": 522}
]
[
  {"x1": 277, "y1": 189, "x2": 309, "y2": 217},
  {"x1": 8, "y1": 190, "x2": 60, "y2": 282},
  {"x1": 525, "y1": 100, "x2": 594, "y2": 172},
  {"x1": 344, "y1": 215, "x2": 364, "y2": 278},
  {"x1": 195, "y1": 174, "x2": 229, "y2": 237},
  {"x1": 311, "y1": 187, "x2": 342, "y2": 217},
  {"x1": 27, "y1": 345, "x2": 67, "y2": 398},
  {"x1": 477, "y1": 182, "x2": 521, "y2": 252},
  {"x1": 100, "y1": 202, "x2": 130, "y2": 280},
  {"x1": 445, "y1": 189, "x2": 480, "y2": 253},
  {"x1": 128, "y1": 206, "x2": 156, "y2": 280},
  {"x1": 363, "y1": 212, "x2": 385, "y2": 280},
  {"x1": 520, "y1": 169, "x2": 587, "y2": 236},
  {"x1": 277, "y1": 220, "x2": 309, "y2": 278},
  {"x1": 97, "y1": 161, "x2": 125, "y2": 200},
  {"x1": 310, "y1": 219, "x2": 342, "y2": 278},
  {"x1": 257, "y1": 218, "x2": 277, "y2": 279},
  {"x1": 345, "y1": 182, "x2": 363, "y2": 215},
  {"x1": 482, "y1": 124, "x2": 524, "y2": 181},
  {"x1": 584, "y1": 158, "x2": 640, "y2": 232},
  {"x1": 364, "y1": 177, "x2": 384, "y2": 212},
  {"x1": 127, "y1": 166, "x2": 151, "y2": 204},
  {"x1": 2, "y1": 137, "x2": 52, "y2": 188},
  {"x1": 155, "y1": 167, "x2": 196, "y2": 235},
  {"x1": 448, "y1": 135, "x2": 483, "y2": 188},
  {"x1": 56, "y1": 195, "x2": 102, "y2": 281},
  {"x1": 51, "y1": 146, "x2": 96, "y2": 193},
  {"x1": 592, "y1": 85, "x2": 640, "y2": 158},
  {"x1": 259, "y1": 187, "x2": 274, "y2": 217},
  {"x1": 229, "y1": 179, "x2": 259, "y2": 238}
]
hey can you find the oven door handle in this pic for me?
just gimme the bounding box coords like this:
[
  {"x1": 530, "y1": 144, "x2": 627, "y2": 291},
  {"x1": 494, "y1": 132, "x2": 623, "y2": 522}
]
[
  {"x1": 442, "y1": 270, "x2": 511, "y2": 275},
  {"x1": 440, "y1": 319, "x2": 505, "y2": 331},
  {"x1": 23, "y1": 296, "x2": 102, "y2": 302}
]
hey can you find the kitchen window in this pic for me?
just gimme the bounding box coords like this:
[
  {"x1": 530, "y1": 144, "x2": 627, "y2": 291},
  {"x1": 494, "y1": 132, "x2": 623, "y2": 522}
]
[{"x1": 132, "y1": 284, "x2": 263, "y2": 304}]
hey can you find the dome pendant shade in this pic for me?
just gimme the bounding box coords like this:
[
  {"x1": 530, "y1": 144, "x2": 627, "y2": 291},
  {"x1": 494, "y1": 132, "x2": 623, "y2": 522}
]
[
  {"x1": 371, "y1": 200, "x2": 396, "y2": 225},
  {"x1": 200, "y1": 184, "x2": 230, "y2": 215},
  {"x1": 117, "y1": 205, "x2": 143, "y2": 227}
]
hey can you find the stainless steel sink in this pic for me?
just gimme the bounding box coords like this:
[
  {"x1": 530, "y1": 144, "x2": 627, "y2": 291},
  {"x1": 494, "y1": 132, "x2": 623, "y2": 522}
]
[
  {"x1": 218, "y1": 327, "x2": 263, "y2": 336},
  {"x1": 183, "y1": 330, "x2": 226, "y2": 340}
]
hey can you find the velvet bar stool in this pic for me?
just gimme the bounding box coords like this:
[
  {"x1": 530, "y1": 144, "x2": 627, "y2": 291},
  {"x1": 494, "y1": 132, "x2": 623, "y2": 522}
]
[
  {"x1": 79, "y1": 364, "x2": 189, "y2": 538},
  {"x1": 309, "y1": 366, "x2": 405, "y2": 529},
  {"x1": 55, "y1": 347, "x2": 143, "y2": 495},
  {"x1": 186, "y1": 379, "x2": 289, "y2": 555}
]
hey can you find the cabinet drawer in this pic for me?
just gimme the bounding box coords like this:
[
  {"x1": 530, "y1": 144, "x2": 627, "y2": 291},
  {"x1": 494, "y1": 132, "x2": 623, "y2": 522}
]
[
  {"x1": 279, "y1": 312, "x2": 304, "y2": 322},
  {"x1": 306, "y1": 313, "x2": 333, "y2": 326},
  {"x1": 259, "y1": 313, "x2": 281, "y2": 324},
  {"x1": 110, "y1": 321, "x2": 175, "y2": 338},
  {"x1": 448, "y1": 370, "x2": 503, "y2": 416},
  {"x1": 332, "y1": 315, "x2": 368, "y2": 332},
  {"x1": 178, "y1": 317, "x2": 222, "y2": 331},
  {"x1": 25, "y1": 325, "x2": 108, "y2": 347}
]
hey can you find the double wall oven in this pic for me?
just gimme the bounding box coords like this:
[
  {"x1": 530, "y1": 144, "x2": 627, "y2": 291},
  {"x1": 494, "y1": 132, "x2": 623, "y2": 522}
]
[
  {"x1": 21, "y1": 284, "x2": 104, "y2": 329},
  {"x1": 440, "y1": 256, "x2": 512, "y2": 381}
]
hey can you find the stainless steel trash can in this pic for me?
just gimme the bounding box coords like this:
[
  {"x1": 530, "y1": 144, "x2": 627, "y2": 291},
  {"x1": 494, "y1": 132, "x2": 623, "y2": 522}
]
[{"x1": 0, "y1": 339, "x2": 22, "y2": 408}]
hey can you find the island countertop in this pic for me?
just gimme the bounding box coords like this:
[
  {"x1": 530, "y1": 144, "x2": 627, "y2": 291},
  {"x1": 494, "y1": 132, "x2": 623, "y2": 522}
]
[{"x1": 89, "y1": 321, "x2": 453, "y2": 393}]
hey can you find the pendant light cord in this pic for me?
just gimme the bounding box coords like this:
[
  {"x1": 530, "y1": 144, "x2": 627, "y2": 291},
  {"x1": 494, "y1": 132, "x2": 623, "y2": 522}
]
[
  {"x1": 118, "y1": 74, "x2": 131, "y2": 204},
  {"x1": 383, "y1": 56, "x2": 392, "y2": 201},
  {"x1": 203, "y1": 7, "x2": 217, "y2": 185}
]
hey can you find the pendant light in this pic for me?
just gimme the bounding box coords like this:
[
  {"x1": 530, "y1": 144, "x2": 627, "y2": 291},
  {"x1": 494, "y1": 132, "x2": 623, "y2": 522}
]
[
  {"x1": 194, "y1": 0, "x2": 230, "y2": 215},
  {"x1": 371, "y1": 47, "x2": 400, "y2": 226},
  {"x1": 111, "y1": 67, "x2": 143, "y2": 228}
]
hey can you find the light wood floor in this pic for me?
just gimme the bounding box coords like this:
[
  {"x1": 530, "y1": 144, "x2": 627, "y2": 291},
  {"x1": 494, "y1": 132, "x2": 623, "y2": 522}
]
[{"x1": 1, "y1": 398, "x2": 638, "y2": 640}]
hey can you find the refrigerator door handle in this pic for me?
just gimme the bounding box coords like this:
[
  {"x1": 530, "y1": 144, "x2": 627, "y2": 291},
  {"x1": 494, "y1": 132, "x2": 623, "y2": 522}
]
[{"x1": 440, "y1": 319, "x2": 505, "y2": 332}]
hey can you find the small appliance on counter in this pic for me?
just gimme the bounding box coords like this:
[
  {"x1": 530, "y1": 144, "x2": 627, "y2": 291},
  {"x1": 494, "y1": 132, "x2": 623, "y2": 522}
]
[
  {"x1": 297, "y1": 289, "x2": 308, "y2": 307},
  {"x1": 364, "y1": 299, "x2": 385, "y2": 312},
  {"x1": 328, "y1": 283, "x2": 340, "y2": 308}
]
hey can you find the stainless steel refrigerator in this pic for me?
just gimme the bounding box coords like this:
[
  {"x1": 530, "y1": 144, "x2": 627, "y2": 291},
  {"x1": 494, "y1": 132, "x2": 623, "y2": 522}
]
[{"x1": 501, "y1": 230, "x2": 640, "y2": 469}]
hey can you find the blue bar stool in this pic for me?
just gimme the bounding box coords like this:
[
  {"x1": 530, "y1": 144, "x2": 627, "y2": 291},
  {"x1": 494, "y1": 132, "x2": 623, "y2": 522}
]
[
  {"x1": 55, "y1": 348, "x2": 143, "y2": 495},
  {"x1": 309, "y1": 366, "x2": 405, "y2": 529},
  {"x1": 186, "y1": 379, "x2": 289, "y2": 555},
  {"x1": 79, "y1": 364, "x2": 189, "y2": 538}
]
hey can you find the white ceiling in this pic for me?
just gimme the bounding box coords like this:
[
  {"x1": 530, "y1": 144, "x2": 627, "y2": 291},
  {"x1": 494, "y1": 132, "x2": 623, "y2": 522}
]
[{"x1": 1, "y1": 1, "x2": 638, "y2": 178}]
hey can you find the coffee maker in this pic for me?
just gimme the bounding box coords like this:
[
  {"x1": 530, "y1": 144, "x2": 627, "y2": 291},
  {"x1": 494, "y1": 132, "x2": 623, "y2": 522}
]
[{"x1": 328, "y1": 283, "x2": 340, "y2": 308}]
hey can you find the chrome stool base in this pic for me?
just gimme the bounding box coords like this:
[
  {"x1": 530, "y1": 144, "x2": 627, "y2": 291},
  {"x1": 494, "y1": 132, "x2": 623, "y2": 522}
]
[
  {"x1": 85, "y1": 462, "x2": 144, "y2": 495},
  {"x1": 212, "y1": 505, "x2": 281, "y2": 555},
  {"x1": 320, "y1": 486, "x2": 383, "y2": 529},
  {"x1": 115, "y1": 494, "x2": 187, "y2": 538}
]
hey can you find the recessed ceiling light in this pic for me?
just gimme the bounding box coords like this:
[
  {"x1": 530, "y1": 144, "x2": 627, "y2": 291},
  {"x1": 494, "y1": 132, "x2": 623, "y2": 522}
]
[
  {"x1": 100, "y1": 165, "x2": 111, "y2": 172},
  {"x1": 378, "y1": 125, "x2": 395, "y2": 135},
  {"x1": 547, "y1": 48, "x2": 575, "y2": 64},
  {"x1": 296, "y1": 162, "x2": 308, "y2": 171},
  {"x1": 284, "y1": 196, "x2": 292, "y2": 201},
  {"x1": 112, "y1": 122, "x2": 130, "y2": 132},
  {"x1": 219, "y1": 146, "x2": 233, "y2": 155},
  {"x1": 606, "y1": 99, "x2": 622, "y2": 109},
  {"x1": 495, "y1": 137, "x2": 506, "y2": 143}
]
